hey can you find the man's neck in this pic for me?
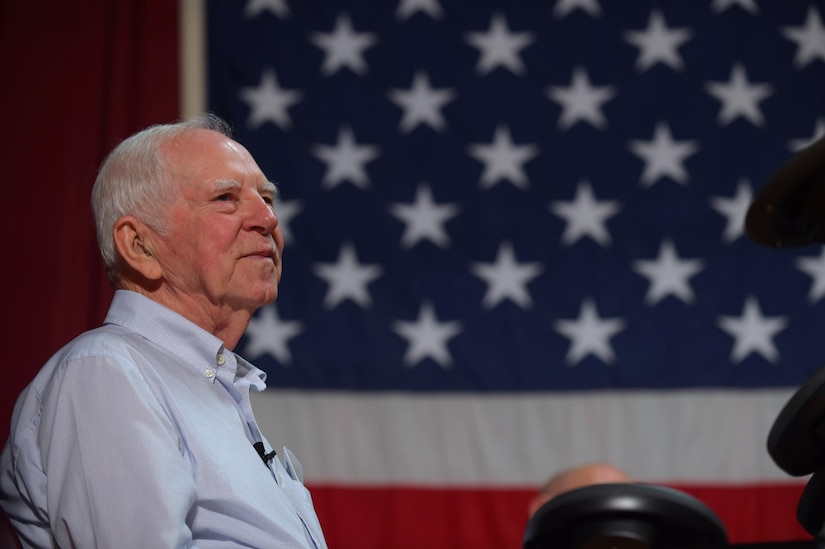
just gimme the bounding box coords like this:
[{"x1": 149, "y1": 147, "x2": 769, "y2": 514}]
[{"x1": 117, "y1": 282, "x2": 251, "y2": 350}]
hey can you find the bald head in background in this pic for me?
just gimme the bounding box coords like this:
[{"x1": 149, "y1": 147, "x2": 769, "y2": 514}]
[{"x1": 528, "y1": 463, "x2": 631, "y2": 517}]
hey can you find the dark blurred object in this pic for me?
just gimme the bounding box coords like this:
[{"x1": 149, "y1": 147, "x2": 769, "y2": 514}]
[
  {"x1": 768, "y1": 363, "x2": 825, "y2": 536},
  {"x1": 746, "y1": 131, "x2": 825, "y2": 538},
  {"x1": 522, "y1": 482, "x2": 727, "y2": 549},
  {"x1": 768, "y1": 363, "x2": 825, "y2": 477},
  {"x1": 798, "y1": 470, "x2": 825, "y2": 537},
  {"x1": 746, "y1": 135, "x2": 825, "y2": 248},
  {"x1": 0, "y1": 506, "x2": 21, "y2": 549}
]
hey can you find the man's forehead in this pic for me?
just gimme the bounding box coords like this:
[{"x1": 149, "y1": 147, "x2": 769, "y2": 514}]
[
  {"x1": 164, "y1": 127, "x2": 246, "y2": 159},
  {"x1": 163, "y1": 130, "x2": 268, "y2": 182}
]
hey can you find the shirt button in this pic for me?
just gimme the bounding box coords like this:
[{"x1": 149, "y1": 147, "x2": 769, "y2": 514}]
[
  {"x1": 205, "y1": 369, "x2": 215, "y2": 379},
  {"x1": 216, "y1": 354, "x2": 226, "y2": 365}
]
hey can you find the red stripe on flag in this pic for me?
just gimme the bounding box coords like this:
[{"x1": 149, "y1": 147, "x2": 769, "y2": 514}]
[
  {"x1": 309, "y1": 485, "x2": 534, "y2": 549},
  {"x1": 671, "y1": 482, "x2": 812, "y2": 544},
  {"x1": 308, "y1": 482, "x2": 812, "y2": 549}
]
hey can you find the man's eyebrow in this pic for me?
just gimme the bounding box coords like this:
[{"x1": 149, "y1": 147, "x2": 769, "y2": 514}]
[
  {"x1": 212, "y1": 179, "x2": 242, "y2": 193},
  {"x1": 210, "y1": 179, "x2": 277, "y2": 198},
  {"x1": 260, "y1": 180, "x2": 279, "y2": 197}
]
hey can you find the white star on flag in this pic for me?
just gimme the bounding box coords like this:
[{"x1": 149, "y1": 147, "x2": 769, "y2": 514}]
[
  {"x1": 388, "y1": 71, "x2": 456, "y2": 133},
  {"x1": 554, "y1": 298, "x2": 625, "y2": 365},
  {"x1": 465, "y1": 13, "x2": 535, "y2": 75},
  {"x1": 782, "y1": 6, "x2": 825, "y2": 68},
  {"x1": 394, "y1": 302, "x2": 462, "y2": 368},
  {"x1": 313, "y1": 242, "x2": 383, "y2": 309},
  {"x1": 633, "y1": 239, "x2": 704, "y2": 305},
  {"x1": 273, "y1": 198, "x2": 302, "y2": 247},
  {"x1": 553, "y1": 0, "x2": 602, "y2": 18},
  {"x1": 311, "y1": 13, "x2": 377, "y2": 76},
  {"x1": 244, "y1": 306, "x2": 303, "y2": 364},
  {"x1": 240, "y1": 70, "x2": 302, "y2": 130},
  {"x1": 312, "y1": 126, "x2": 380, "y2": 189},
  {"x1": 549, "y1": 180, "x2": 621, "y2": 247},
  {"x1": 717, "y1": 296, "x2": 788, "y2": 363},
  {"x1": 796, "y1": 249, "x2": 825, "y2": 303},
  {"x1": 546, "y1": 67, "x2": 617, "y2": 130},
  {"x1": 389, "y1": 183, "x2": 460, "y2": 249},
  {"x1": 789, "y1": 118, "x2": 825, "y2": 152},
  {"x1": 628, "y1": 121, "x2": 699, "y2": 187},
  {"x1": 710, "y1": 179, "x2": 753, "y2": 243},
  {"x1": 467, "y1": 124, "x2": 539, "y2": 190},
  {"x1": 705, "y1": 63, "x2": 774, "y2": 126},
  {"x1": 395, "y1": 0, "x2": 443, "y2": 20},
  {"x1": 470, "y1": 241, "x2": 543, "y2": 309},
  {"x1": 244, "y1": 0, "x2": 290, "y2": 18},
  {"x1": 623, "y1": 9, "x2": 693, "y2": 72},
  {"x1": 710, "y1": 0, "x2": 759, "y2": 14}
]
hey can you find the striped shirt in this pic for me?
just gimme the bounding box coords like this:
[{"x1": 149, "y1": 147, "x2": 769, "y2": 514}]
[{"x1": 0, "y1": 290, "x2": 326, "y2": 549}]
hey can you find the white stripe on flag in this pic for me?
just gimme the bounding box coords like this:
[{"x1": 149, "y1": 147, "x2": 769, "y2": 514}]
[{"x1": 252, "y1": 388, "x2": 799, "y2": 485}]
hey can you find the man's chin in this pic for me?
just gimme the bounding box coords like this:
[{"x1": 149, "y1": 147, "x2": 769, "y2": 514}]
[
  {"x1": 266, "y1": 282, "x2": 280, "y2": 304},
  {"x1": 236, "y1": 284, "x2": 279, "y2": 313},
  {"x1": 256, "y1": 286, "x2": 279, "y2": 307}
]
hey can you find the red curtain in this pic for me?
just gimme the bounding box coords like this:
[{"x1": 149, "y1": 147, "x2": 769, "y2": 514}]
[{"x1": 0, "y1": 0, "x2": 179, "y2": 442}]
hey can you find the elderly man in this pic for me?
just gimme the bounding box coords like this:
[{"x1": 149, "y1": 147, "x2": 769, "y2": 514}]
[{"x1": 0, "y1": 114, "x2": 326, "y2": 548}]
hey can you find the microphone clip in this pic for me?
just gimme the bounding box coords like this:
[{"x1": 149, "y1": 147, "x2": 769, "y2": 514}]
[{"x1": 253, "y1": 441, "x2": 277, "y2": 466}]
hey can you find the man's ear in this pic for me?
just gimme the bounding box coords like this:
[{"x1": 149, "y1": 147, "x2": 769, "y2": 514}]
[{"x1": 112, "y1": 216, "x2": 163, "y2": 281}]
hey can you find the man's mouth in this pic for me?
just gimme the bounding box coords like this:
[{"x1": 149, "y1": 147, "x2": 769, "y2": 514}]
[{"x1": 244, "y1": 249, "x2": 277, "y2": 262}]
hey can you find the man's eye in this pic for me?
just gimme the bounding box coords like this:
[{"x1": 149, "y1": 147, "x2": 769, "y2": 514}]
[
  {"x1": 262, "y1": 196, "x2": 274, "y2": 206},
  {"x1": 216, "y1": 194, "x2": 233, "y2": 201}
]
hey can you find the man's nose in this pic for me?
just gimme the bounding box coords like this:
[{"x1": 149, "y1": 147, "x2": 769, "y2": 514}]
[{"x1": 245, "y1": 196, "x2": 279, "y2": 235}]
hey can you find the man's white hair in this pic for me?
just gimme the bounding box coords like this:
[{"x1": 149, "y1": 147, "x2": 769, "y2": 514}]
[{"x1": 91, "y1": 113, "x2": 232, "y2": 284}]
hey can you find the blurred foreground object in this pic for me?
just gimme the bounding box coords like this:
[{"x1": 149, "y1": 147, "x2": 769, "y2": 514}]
[
  {"x1": 523, "y1": 482, "x2": 727, "y2": 549},
  {"x1": 769, "y1": 362, "x2": 825, "y2": 537},
  {"x1": 746, "y1": 136, "x2": 825, "y2": 248}
]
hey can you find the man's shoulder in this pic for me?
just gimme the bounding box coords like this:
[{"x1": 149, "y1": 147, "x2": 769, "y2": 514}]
[
  {"x1": 56, "y1": 323, "x2": 148, "y2": 363},
  {"x1": 5, "y1": 325, "x2": 155, "y2": 451},
  {"x1": 25, "y1": 324, "x2": 155, "y2": 396}
]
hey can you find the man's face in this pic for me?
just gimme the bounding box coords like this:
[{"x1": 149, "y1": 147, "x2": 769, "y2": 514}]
[{"x1": 152, "y1": 129, "x2": 284, "y2": 315}]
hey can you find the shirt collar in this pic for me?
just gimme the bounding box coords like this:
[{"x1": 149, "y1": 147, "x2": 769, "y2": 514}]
[
  {"x1": 104, "y1": 290, "x2": 269, "y2": 389},
  {"x1": 104, "y1": 290, "x2": 237, "y2": 381},
  {"x1": 236, "y1": 354, "x2": 267, "y2": 389}
]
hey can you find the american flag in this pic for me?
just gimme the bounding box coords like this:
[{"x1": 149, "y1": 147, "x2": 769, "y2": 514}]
[{"x1": 202, "y1": 0, "x2": 825, "y2": 546}]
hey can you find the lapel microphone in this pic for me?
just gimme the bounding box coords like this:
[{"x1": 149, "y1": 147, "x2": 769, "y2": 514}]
[{"x1": 253, "y1": 442, "x2": 277, "y2": 466}]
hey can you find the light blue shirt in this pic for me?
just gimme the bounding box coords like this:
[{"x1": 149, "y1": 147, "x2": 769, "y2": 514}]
[{"x1": 0, "y1": 290, "x2": 327, "y2": 549}]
